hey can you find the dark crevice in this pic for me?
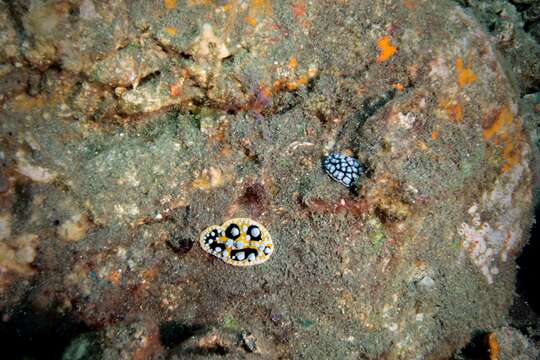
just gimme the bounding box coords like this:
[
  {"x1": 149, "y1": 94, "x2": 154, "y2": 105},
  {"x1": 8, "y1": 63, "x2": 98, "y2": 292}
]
[
  {"x1": 12, "y1": 181, "x2": 33, "y2": 229},
  {"x1": 334, "y1": 88, "x2": 397, "y2": 152},
  {"x1": 272, "y1": 92, "x2": 302, "y2": 115},
  {"x1": 270, "y1": 75, "x2": 321, "y2": 116},
  {"x1": 167, "y1": 206, "x2": 196, "y2": 254},
  {"x1": 151, "y1": 36, "x2": 196, "y2": 62},
  {"x1": 133, "y1": 70, "x2": 161, "y2": 89},
  {"x1": 184, "y1": 344, "x2": 230, "y2": 356},
  {"x1": 453, "y1": 0, "x2": 470, "y2": 8},
  {"x1": 240, "y1": 143, "x2": 261, "y2": 165},
  {"x1": 0, "y1": 302, "x2": 92, "y2": 360},
  {"x1": 159, "y1": 321, "x2": 207, "y2": 349},
  {"x1": 64, "y1": 80, "x2": 84, "y2": 106},
  {"x1": 510, "y1": 2, "x2": 532, "y2": 13},
  {"x1": 4, "y1": 1, "x2": 29, "y2": 47},
  {"x1": 167, "y1": 236, "x2": 194, "y2": 254},
  {"x1": 452, "y1": 331, "x2": 490, "y2": 360},
  {"x1": 514, "y1": 202, "x2": 540, "y2": 314}
]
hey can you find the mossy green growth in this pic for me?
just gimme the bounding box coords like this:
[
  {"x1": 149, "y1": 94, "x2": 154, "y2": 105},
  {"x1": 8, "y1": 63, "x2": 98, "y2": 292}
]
[
  {"x1": 365, "y1": 216, "x2": 387, "y2": 252},
  {"x1": 61, "y1": 334, "x2": 101, "y2": 360},
  {"x1": 223, "y1": 313, "x2": 238, "y2": 331},
  {"x1": 277, "y1": 157, "x2": 291, "y2": 169},
  {"x1": 298, "y1": 318, "x2": 315, "y2": 328},
  {"x1": 451, "y1": 238, "x2": 462, "y2": 251},
  {"x1": 136, "y1": 111, "x2": 180, "y2": 142},
  {"x1": 461, "y1": 161, "x2": 473, "y2": 178}
]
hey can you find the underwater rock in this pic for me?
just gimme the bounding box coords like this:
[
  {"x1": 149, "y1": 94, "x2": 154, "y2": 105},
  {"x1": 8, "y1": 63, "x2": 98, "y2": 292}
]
[
  {"x1": 88, "y1": 41, "x2": 168, "y2": 88},
  {"x1": 0, "y1": 170, "x2": 8, "y2": 193},
  {"x1": 61, "y1": 317, "x2": 162, "y2": 360}
]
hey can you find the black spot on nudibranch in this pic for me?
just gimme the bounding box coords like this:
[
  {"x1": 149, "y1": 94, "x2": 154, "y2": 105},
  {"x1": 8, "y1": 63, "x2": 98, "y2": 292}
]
[
  {"x1": 209, "y1": 242, "x2": 225, "y2": 253},
  {"x1": 203, "y1": 227, "x2": 221, "y2": 244},
  {"x1": 225, "y1": 224, "x2": 241, "y2": 239},
  {"x1": 231, "y1": 248, "x2": 259, "y2": 262},
  {"x1": 247, "y1": 225, "x2": 262, "y2": 241},
  {"x1": 323, "y1": 152, "x2": 363, "y2": 187}
]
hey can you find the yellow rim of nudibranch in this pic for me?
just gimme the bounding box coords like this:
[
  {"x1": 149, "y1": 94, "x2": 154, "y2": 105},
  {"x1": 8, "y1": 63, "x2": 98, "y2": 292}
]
[{"x1": 199, "y1": 218, "x2": 273, "y2": 267}]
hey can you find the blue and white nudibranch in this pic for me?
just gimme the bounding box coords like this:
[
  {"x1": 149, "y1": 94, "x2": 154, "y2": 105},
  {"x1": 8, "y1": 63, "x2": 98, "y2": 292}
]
[
  {"x1": 200, "y1": 218, "x2": 273, "y2": 266},
  {"x1": 323, "y1": 152, "x2": 363, "y2": 187}
]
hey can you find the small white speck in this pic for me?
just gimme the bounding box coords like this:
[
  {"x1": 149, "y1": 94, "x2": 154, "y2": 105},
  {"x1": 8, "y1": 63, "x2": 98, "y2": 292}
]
[
  {"x1": 419, "y1": 276, "x2": 435, "y2": 288},
  {"x1": 245, "y1": 235, "x2": 251, "y2": 241},
  {"x1": 248, "y1": 253, "x2": 256, "y2": 261}
]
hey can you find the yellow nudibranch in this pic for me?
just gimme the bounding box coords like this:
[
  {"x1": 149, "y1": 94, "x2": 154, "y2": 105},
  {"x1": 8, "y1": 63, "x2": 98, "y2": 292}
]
[{"x1": 199, "y1": 218, "x2": 273, "y2": 266}]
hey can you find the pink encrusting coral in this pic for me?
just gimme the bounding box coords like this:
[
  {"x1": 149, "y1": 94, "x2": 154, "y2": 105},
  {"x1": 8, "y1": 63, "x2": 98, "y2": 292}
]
[{"x1": 459, "y1": 145, "x2": 532, "y2": 284}]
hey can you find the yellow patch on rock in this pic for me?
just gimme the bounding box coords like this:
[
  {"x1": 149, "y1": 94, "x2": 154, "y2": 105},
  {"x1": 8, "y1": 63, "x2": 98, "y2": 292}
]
[
  {"x1": 487, "y1": 332, "x2": 499, "y2": 360},
  {"x1": 483, "y1": 106, "x2": 512, "y2": 140},
  {"x1": 440, "y1": 98, "x2": 463, "y2": 123},
  {"x1": 249, "y1": 0, "x2": 272, "y2": 15},
  {"x1": 164, "y1": 0, "x2": 176, "y2": 10},
  {"x1": 0, "y1": 233, "x2": 39, "y2": 275},
  {"x1": 376, "y1": 36, "x2": 397, "y2": 62},
  {"x1": 245, "y1": 16, "x2": 257, "y2": 26},
  {"x1": 483, "y1": 106, "x2": 524, "y2": 172},
  {"x1": 187, "y1": 0, "x2": 213, "y2": 5},
  {"x1": 163, "y1": 26, "x2": 177, "y2": 36},
  {"x1": 58, "y1": 214, "x2": 91, "y2": 242},
  {"x1": 192, "y1": 167, "x2": 230, "y2": 190},
  {"x1": 456, "y1": 57, "x2": 477, "y2": 87}
]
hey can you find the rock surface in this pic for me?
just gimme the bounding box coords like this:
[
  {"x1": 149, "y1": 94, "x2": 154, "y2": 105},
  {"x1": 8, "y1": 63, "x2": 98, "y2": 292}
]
[{"x1": 0, "y1": 0, "x2": 538, "y2": 359}]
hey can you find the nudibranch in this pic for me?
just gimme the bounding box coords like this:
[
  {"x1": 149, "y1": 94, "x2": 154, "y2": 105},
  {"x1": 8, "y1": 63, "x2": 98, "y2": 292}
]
[
  {"x1": 199, "y1": 218, "x2": 273, "y2": 266},
  {"x1": 323, "y1": 152, "x2": 363, "y2": 187}
]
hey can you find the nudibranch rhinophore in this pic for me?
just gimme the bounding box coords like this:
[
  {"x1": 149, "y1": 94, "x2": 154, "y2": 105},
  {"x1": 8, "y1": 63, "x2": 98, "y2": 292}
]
[
  {"x1": 323, "y1": 152, "x2": 363, "y2": 187},
  {"x1": 199, "y1": 218, "x2": 273, "y2": 266}
]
